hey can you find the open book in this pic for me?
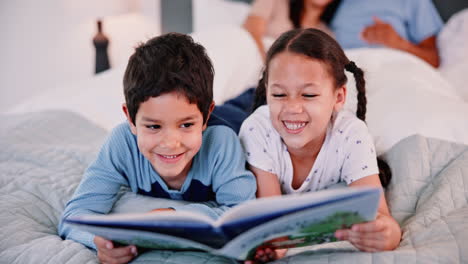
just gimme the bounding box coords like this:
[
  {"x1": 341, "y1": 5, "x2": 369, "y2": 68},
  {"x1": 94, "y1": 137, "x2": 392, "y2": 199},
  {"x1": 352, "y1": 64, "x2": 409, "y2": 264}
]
[{"x1": 65, "y1": 186, "x2": 380, "y2": 260}]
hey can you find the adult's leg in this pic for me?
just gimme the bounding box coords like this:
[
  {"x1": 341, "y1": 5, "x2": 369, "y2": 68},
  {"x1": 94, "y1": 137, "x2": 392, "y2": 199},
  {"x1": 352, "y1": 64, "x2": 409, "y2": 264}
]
[{"x1": 207, "y1": 88, "x2": 255, "y2": 134}]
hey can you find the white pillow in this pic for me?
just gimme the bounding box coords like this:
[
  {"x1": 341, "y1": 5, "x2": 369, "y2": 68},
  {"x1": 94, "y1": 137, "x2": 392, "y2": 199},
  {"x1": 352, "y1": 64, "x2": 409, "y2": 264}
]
[
  {"x1": 437, "y1": 8, "x2": 468, "y2": 102},
  {"x1": 191, "y1": 25, "x2": 263, "y2": 104},
  {"x1": 7, "y1": 65, "x2": 127, "y2": 131},
  {"x1": 344, "y1": 48, "x2": 468, "y2": 154}
]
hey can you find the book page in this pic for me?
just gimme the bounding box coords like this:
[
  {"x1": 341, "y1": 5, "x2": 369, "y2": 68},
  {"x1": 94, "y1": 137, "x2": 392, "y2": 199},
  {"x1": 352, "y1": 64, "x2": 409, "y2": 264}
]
[
  {"x1": 216, "y1": 187, "x2": 380, "y2": 238},
  {"x1": 217, "y1": 192, "x2": 379, "y2": 260},
  {"x1": 67, "y1": 210, "x2": 214, "y2": 226}
]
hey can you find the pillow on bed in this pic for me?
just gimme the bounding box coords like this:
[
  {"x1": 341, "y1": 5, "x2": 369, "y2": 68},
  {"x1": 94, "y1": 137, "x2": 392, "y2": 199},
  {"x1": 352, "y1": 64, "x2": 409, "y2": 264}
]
[
  {"x1": 6, "y1": 65, "x2": 127, "y2": 131},
  {"x1": 343, "y1": 48, "x2": 468, "y2": 155},
  {"x1": 438, "y1": 8, "x2": 468, "y2": 102},
  {"x1": 190, "y1": 25, "x2": 263, "y2": 105}
]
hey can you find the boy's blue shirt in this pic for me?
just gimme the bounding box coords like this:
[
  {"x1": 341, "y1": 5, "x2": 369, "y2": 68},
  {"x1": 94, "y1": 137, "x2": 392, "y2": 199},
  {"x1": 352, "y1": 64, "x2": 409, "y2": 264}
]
[{"x1": 58, "y1": 123, "x2": 256, "y2": 249}]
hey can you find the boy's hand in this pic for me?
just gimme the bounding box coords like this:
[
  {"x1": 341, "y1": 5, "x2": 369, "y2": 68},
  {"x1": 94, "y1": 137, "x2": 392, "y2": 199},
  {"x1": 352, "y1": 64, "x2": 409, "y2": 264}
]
[
  {"x1": 94, "y1": 236, "x2": 138, "y2": 264},
  {"x1": 244, "y1": 248, "x2": 287, "y2": 264},
  {"x1": 335, "y1": 213, "x2": 401, "y2": 252}
]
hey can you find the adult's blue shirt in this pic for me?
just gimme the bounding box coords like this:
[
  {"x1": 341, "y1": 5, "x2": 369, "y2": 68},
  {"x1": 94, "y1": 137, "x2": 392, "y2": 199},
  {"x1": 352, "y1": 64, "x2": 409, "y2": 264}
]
[{"x1": 331, "y1": 0, "x2": 443, "y2": 49}]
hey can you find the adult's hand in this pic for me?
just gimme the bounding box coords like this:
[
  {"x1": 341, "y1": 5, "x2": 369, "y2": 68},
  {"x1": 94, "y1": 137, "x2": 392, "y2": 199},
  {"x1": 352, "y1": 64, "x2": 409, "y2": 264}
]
[
  {"x1": 361, "y1": 17, "x2": 403, "y2": 48},
  {"x1": 361, "y1": 16, "x2": 439, "y2": 67}
]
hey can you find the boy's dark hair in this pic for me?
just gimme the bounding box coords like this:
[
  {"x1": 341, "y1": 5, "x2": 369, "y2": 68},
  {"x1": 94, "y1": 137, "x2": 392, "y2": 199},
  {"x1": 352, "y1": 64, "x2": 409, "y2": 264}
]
[
  {"x1": 123, "y1": 33, "x2": 214, "y2": 124},
  {"x1": 253, "y1": 28, "x2": 392, "y2": 188},
  {"x1": 289, "y1": 0, "x2": 342, "y2": 28}
]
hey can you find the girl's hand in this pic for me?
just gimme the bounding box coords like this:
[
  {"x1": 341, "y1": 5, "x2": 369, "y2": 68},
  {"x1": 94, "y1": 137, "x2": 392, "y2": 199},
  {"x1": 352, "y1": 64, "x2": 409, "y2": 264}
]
[
  {"x1": 334, "y1": 213, "x2": 401, "y2": 252},
  {"x1": 244, "y1": 248, "x2": 287, "y2": 264},
  {"x1": 94, "y1": 236, "x2": 138, "y2": 264}
]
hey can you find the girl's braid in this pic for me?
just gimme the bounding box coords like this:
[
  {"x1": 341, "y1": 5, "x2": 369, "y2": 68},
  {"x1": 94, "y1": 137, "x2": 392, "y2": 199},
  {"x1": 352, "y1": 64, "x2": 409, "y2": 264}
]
[{"x1": 345, "y1": 61, "x2": 367, "y2": 122}]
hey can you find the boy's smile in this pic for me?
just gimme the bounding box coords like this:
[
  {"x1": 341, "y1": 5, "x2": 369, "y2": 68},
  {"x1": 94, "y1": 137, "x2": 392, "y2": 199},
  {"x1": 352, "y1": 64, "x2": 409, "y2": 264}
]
[
  {"x1": 157, "y1": 153, "x2": 184, "y2": 163},
  {"x1": 124, "y1": 92, "x2": 210, "y2": 190}
]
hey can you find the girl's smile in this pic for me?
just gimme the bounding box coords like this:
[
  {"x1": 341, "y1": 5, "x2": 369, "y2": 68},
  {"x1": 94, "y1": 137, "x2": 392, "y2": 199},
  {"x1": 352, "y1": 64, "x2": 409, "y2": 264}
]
[{"x1": 282, "y1": 120, "x2": 308, "y2": 134}]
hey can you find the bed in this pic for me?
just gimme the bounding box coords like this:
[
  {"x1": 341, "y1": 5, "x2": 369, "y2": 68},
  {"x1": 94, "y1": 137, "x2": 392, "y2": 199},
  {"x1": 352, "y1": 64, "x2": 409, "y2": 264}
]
[
  {"x1": 2, "y1": 1, "x2": 468, "y2": 263},
  {"x1": 1, "y1": 110, "x2": 468, "y2": 264}
]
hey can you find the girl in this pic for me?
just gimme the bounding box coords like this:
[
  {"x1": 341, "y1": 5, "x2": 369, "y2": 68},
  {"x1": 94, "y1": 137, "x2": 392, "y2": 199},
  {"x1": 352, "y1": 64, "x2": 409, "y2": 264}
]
[{"x1": 239, "y1": 28, "x2": 401, "y2": 263}]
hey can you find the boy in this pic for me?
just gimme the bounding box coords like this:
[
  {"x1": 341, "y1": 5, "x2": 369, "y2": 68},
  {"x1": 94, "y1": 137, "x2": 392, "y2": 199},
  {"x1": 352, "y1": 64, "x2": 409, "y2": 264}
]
[{"x1": 58, "y1": 33, "x2": 257, "y2": 264}]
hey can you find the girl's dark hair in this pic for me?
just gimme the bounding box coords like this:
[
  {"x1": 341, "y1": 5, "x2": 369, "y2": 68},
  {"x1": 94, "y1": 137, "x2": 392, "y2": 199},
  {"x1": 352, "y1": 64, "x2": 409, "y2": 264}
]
[
  {"x1": 123, "y1": 33, "x2": 214, "y2": 125},
  {"x1": 289, "y1": 0, "x2": 342, "y2": 28},
  {"x1": 253, "y1": 28, "x2": 391, "y2": 187}
]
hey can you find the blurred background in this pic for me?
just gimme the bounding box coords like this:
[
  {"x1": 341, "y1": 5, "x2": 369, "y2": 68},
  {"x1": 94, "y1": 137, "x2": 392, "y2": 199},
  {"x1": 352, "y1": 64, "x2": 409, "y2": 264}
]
[
  {"x1": 1, "y1": 0, "x2": 467, "y2": 113},
  {"x1": 1, "y1": 0, "x2": 159, "y2": 113}
]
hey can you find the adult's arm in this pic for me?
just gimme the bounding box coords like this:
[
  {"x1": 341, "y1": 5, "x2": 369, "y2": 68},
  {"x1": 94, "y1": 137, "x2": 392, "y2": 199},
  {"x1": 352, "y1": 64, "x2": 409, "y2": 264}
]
[
  {"x1": 393, "y1": 35, "x2": 439, "y2": 68},
  {"x1": 361, "y1": 17, "x2": 439, "y2": 67},
  {"x1": 242, "y1": 0, "x2": 275, "y2": 60},
  {"x1": 243, "y1": 15, "x2": 268, "y2": 60}
]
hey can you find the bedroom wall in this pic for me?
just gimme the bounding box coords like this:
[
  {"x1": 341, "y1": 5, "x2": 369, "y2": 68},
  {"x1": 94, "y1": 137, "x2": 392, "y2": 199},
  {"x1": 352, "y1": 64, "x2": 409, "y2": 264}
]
[{"x1": 0, "y1": 0, "x2": 161, "y2": 113}]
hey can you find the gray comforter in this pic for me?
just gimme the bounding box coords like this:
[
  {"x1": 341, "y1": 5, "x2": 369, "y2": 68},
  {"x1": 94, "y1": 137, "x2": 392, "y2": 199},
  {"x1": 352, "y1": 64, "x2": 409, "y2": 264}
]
[{"x1": 1, "y1": 111, "x2": 467, "y2": 264}]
